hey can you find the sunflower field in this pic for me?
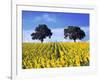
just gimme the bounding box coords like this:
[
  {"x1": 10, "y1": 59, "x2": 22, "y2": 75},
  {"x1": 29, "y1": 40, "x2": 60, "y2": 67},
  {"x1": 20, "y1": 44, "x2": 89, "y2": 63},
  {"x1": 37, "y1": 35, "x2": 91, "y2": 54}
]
[{"x1": 22, "y1": 42, "x2": 89, "y2": 69}]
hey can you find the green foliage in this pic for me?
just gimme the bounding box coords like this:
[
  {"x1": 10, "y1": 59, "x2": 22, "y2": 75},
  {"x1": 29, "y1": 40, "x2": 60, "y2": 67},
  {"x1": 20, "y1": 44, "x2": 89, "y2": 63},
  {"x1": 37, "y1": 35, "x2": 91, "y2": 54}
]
[
  {"x1": 64, "y1": 26, "x2": 86, "y2": 42},
  {"x1": 31, "y1": 24, "x2": 52, "y2": 43}
]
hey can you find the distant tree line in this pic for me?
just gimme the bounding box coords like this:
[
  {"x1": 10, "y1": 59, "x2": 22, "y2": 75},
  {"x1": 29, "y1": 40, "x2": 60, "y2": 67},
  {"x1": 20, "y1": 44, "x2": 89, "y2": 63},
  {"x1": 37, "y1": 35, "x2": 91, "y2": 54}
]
[{"x1": 31, "y1": 24, "x2": 86, "y2": 43}]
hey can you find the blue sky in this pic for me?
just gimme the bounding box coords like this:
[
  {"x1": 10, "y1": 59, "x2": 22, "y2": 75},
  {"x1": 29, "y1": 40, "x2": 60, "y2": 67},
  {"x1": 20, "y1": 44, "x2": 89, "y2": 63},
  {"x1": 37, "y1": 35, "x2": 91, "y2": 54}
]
[{"x1": 22, "y1": 11, "x2": 89, "y2": 42}]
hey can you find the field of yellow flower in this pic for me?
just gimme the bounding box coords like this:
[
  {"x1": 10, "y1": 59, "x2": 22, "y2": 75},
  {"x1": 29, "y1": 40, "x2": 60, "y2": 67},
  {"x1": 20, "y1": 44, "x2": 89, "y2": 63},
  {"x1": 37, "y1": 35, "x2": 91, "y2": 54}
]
[{"x1": 22, "y1": 42, "x2": 89, "y2": 69}]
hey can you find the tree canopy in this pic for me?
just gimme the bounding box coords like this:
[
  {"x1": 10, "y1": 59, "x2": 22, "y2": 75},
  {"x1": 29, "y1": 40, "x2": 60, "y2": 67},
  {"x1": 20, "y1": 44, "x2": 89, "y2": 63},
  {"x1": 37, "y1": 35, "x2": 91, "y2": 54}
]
[
  {"x1": 31, "y1": 24, "x2": 52, "y2": 43},
  {"x1": 64, "y1": 26, "x2": 86, "y2": 42}
]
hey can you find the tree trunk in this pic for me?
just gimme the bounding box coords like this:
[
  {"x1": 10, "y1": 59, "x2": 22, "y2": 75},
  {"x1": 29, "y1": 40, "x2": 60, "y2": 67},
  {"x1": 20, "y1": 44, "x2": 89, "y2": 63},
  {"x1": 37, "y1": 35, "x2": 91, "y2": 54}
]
[
  {"x1": 74, "y1": 39, "x2": 76, "y2": 42},
  {"x1": 41, "y1": 39, "x2": 43, "y2": 43}
]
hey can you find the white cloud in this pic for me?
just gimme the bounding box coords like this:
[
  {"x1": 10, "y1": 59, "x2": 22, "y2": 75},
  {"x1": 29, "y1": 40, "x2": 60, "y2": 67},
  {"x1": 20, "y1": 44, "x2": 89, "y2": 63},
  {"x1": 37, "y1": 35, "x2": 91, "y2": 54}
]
[
  {"x1": 23, "y1": 30, "x2": 41, "y2": 43},
  {"x1": 81, "y1": 26, "x2": 89, "y2": 32},
  {"x1": 23, "y1": 28, "x2": 77, "y2": 42},
  {"x1": 47, "y1": 28, "x2": 64, "y2": 42},
  {"x1": 80, "y1": 26, "x2": 89, "y2": 41},
  {"x1": 23, "y1": 28, "x2": 64, "y2": 42},
  {"x1": 43, "y1": 14, "x2": 56, "y2": 23},
  {"x1": 23, "y1": 26, "x2": 89, "y2": 43},
  {"x1": 33, "y1": 13, "x2": 56, "y2": 23}
]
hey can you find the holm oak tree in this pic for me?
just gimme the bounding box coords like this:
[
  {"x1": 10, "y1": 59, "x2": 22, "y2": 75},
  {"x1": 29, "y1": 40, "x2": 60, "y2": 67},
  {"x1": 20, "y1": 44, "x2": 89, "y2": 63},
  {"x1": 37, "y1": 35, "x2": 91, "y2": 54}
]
[
  {"x1": 31, "y1": 24, "x2": 52, "y2": 43},
  {"x1": 64, "y1": 26, "x2": 86, "y2": 42}
]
